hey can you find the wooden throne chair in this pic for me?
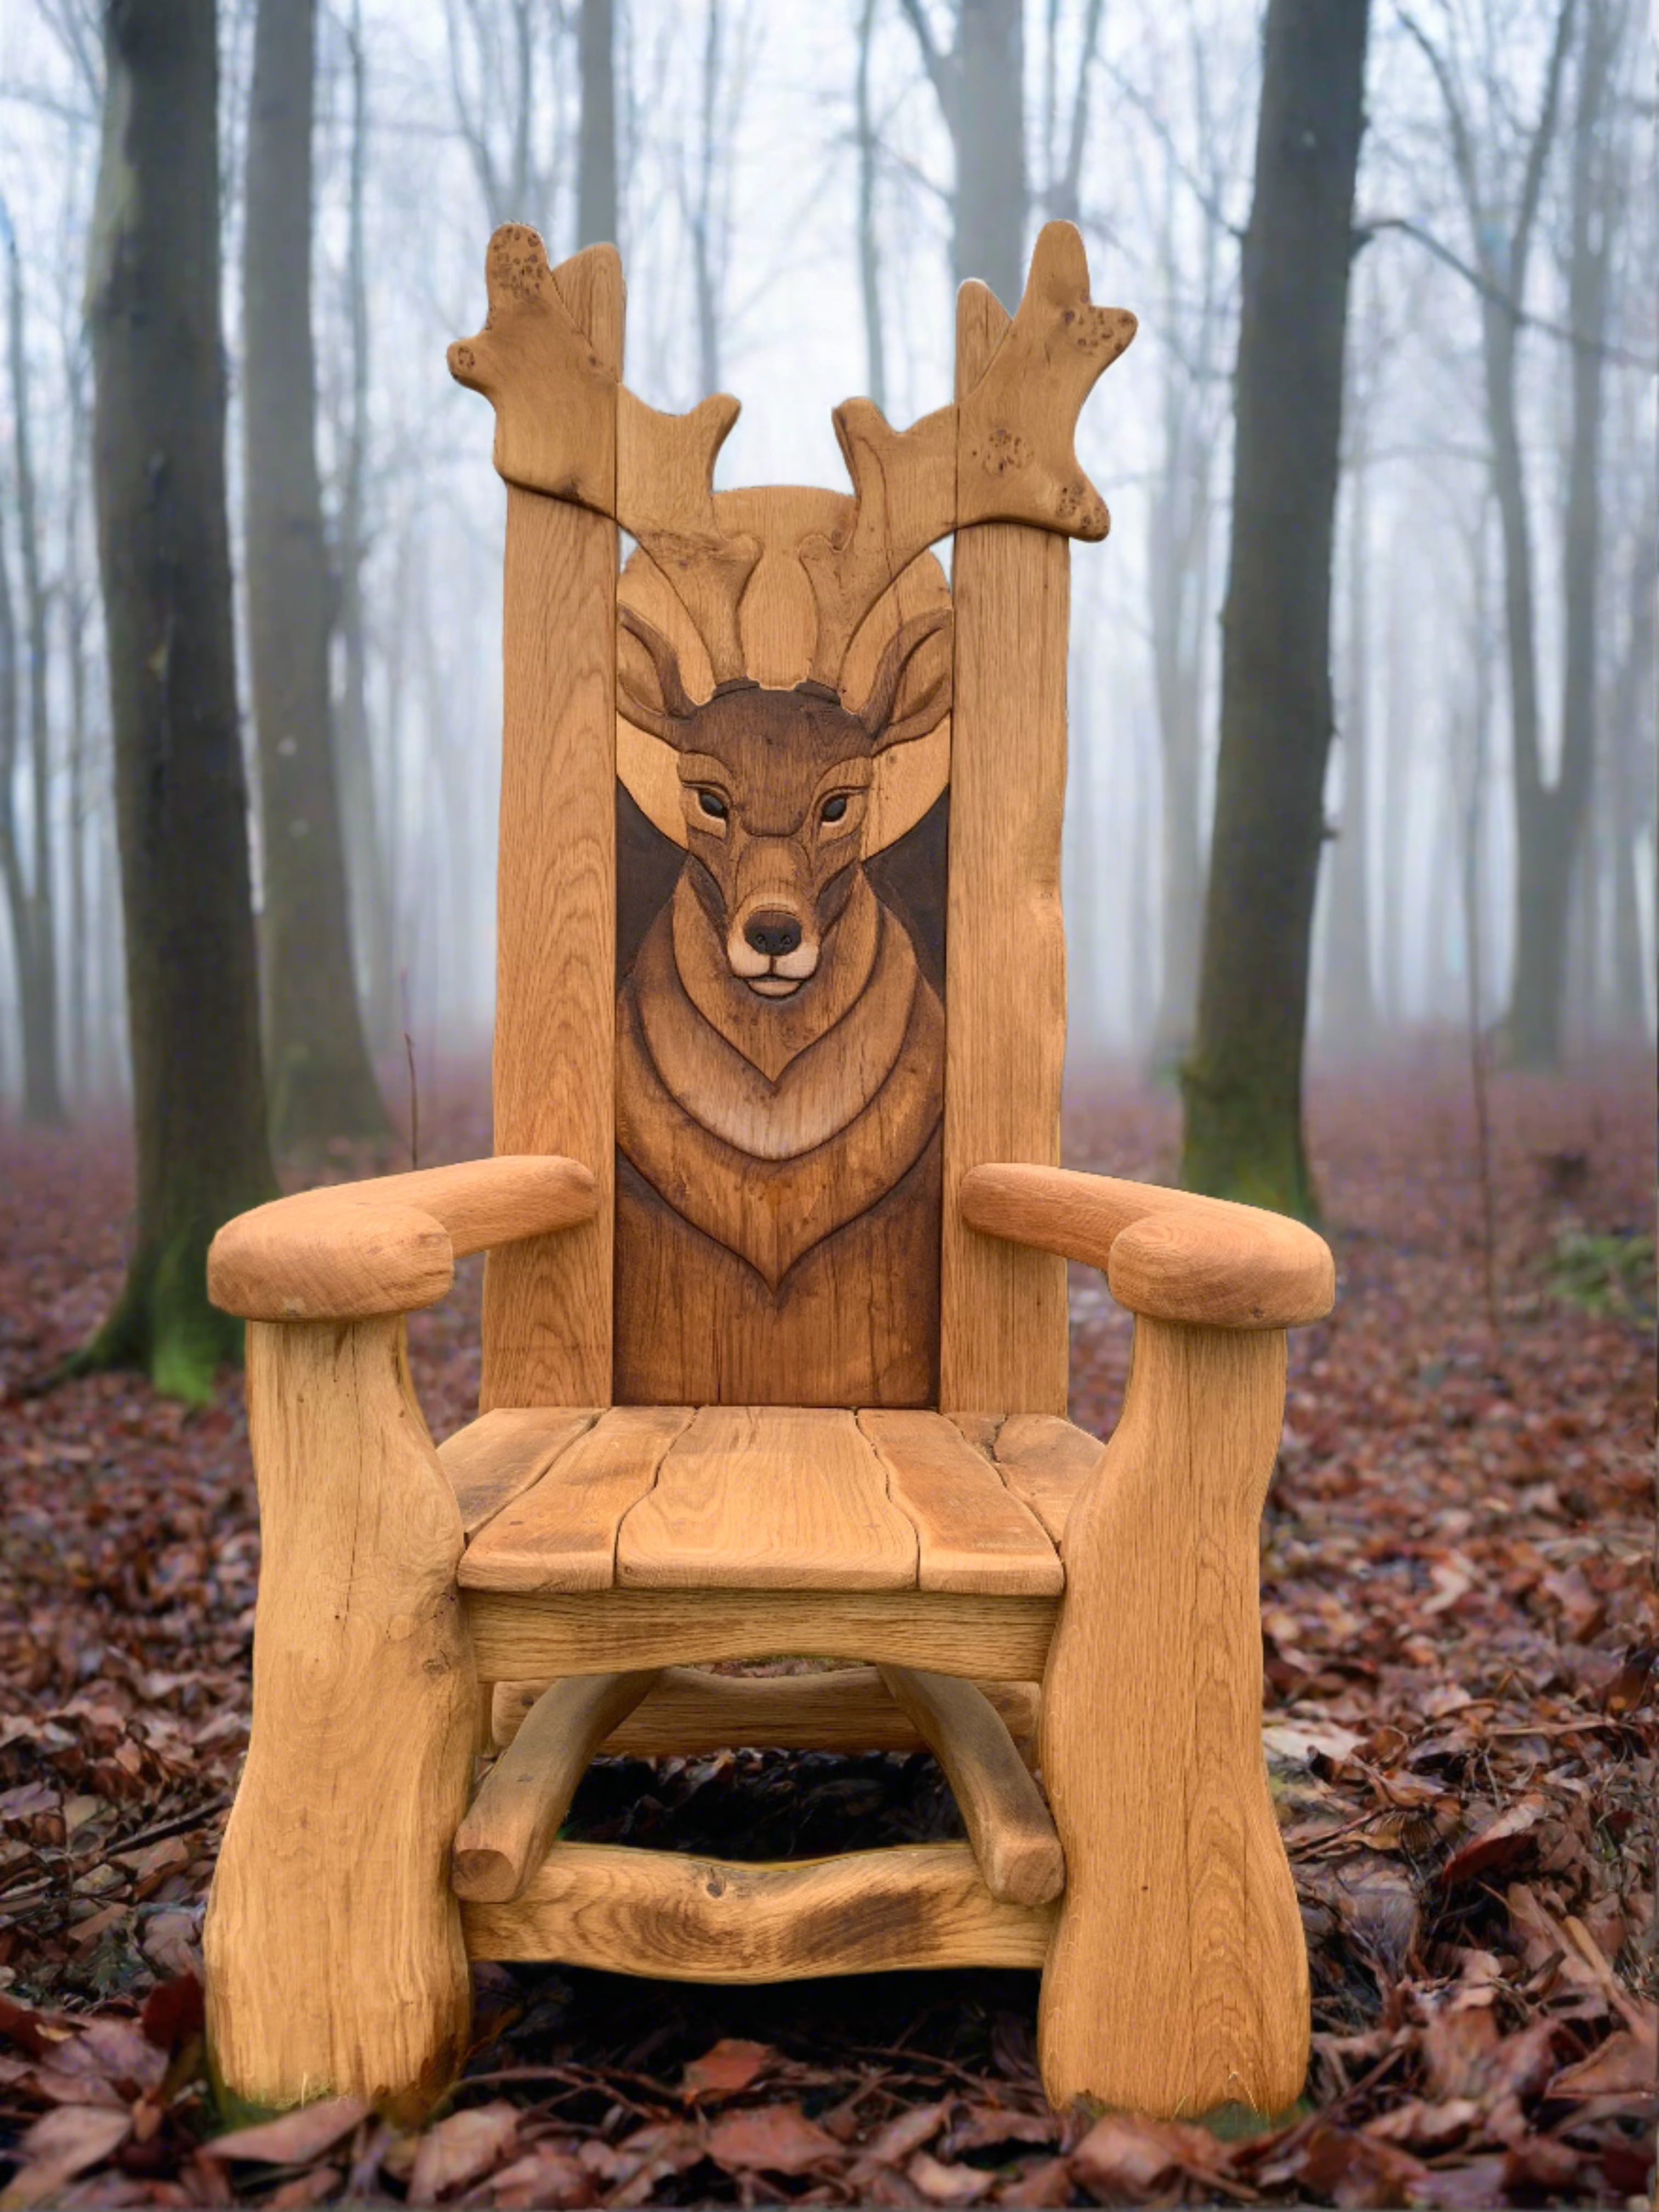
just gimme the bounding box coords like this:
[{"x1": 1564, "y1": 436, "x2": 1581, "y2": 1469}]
[{"x1": 201, "y1": 222, "x2": 1334, "y2": 2126}]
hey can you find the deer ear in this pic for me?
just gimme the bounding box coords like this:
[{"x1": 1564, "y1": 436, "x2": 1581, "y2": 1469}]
[
  {"x1": 855, "y1": 608, "x2": 954, "y2": 752},
  {"x1": 618, "y1": 606, "x2": 697, "y2": 745}
]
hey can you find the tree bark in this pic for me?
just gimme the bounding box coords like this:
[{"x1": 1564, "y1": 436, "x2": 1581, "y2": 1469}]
[
  {"x1": 3, "y1": 217, "x2": 67, "y2": 1126},
  {"x1": 1321, "y1": 437, "x2": 1377, "y2": 1051},
  {"x1": 83, "y1": 0, "x2": 276, "y2": 1398},
  {"x1": 244, "y1": 0, "x2": 386, "y2": 1149},
  {"x1": 1503, "y1": 0, "x2": 1617, "y2": 1064},
  {"x1": 577, "y1": 0, "x2": 617, "y2": 249},
  {"x1": 897, "y1": 0, "x2": 1026, "y2": 306},
  {"x1": 334, "y1": 0, "x2": 398, "y2": 1064},
  {"x1": 1179, "y1": 0, "x2": 1370, "y2": 1217}
]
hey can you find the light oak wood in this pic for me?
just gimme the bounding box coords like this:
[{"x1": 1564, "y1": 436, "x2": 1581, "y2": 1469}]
[
  {"x1": 859, "y1": 1410, "x2": 1062, "y2": 1595},
  {"x1": 877, "y1": 1667, "x2": 1064, "y2": 1906},
  {"x1": 460, "y1": 1406, "x2": 692, "y2": 1594},
  {"x1": 960, "y1": 1163, "x2": 1335, "y2": 1329},
  {"x1": 616, "y1": 1406, "x2": 919, "y2": 1590},
  {"x1": 452, "y1": 1671, "x2": 662, "y2": 1904},
  {"x1": 938, "y1": 286, "x2": 1072, "y2": 1419},
  {"x1": 1039, "y1": 1318, "x2": 1308, "y2": 2117},
  {"x1": 465, "y1": 1587, "x2": 1058, "y2": 1683},
  {"x1": 204, "y1": 1319, "x2": 475, "y2": 2119},
  {"x1": 986, "y1": 1413, "x2": 1105, "y2": 1544},
  {"x1": 462, "y1": 1841, "x2": 1055, "y2": 1979},
  {"x1": 438, "y1": 1408, "x2": 600, "y2": 1539},
  {"x1": 481, "y1": 244, "x2": 622, "y2": 1410},
  {"x1": 207, "y1": 1156, "x2": 596, "y2": 1323},
  {"x1": 490, "y1": 1667, "x2": 1041, "y2": 1754}
]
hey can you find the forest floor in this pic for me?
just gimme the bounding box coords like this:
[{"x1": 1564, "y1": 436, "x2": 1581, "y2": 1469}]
[{"x1": 0, "y1": 1053, "x2": 1652, "y2": 2209}]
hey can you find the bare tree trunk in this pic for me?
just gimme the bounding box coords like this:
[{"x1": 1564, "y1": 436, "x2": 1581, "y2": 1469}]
[
  {"x1": 1322, "y1": 437, "x2": 1377, "y2": 1051},
  {"x1": 1605, "y1": 529, "x2": 1655, "y2": 1034},
  {"x1": 63, "y1": 339, "x2": 93, "y2": 1103},
  {"x1": 334, "y1": 0, "x2": 397, "y2": 1062},
  {"x1": 243, "y1": 0, "x2": 387, "y2": 1148},
  {"x1": 82, "y1": 0, "x2": 275, "y2": 1397},
  {"x1": 577, "y1": 0, "x2": 617, "y2": 247},
  {"x1": 1503, "y1": 0, "x2": 1618, "y2": 1064},
  {"x1": 2, "y1": 215, "x2": 67, "y2": 1126},
  {"x1": 1180, "y1": 0, "x2": 1370, "y2": 1217},
  {"x1": 855, "y1": 0, "x2": 887, "y2": 414},
  {"x1": 897, "y1": 0, "x2": 1026, "y2": 304}
]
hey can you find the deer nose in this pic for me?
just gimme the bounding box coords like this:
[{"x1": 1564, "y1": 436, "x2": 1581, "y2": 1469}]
[{"x1": 743, "y1": 910, "x2": 803, "y2": 958}]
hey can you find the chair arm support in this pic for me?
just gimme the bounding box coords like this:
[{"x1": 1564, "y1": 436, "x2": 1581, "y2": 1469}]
[
  {"x1": 208, "y1": 1155, "x2": 598, "y2": 1322},
  {"x1": 958, "y1": 1162, "x2": 1334, "y2": 1329}
]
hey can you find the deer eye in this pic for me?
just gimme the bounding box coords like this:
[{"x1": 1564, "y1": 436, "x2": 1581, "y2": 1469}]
[
  {"x1": 820, "y1": 793, "x2": 849, "y2": 823},
  {"x1": 697, "y1": 789, "x2": 728, "y2": 820}
]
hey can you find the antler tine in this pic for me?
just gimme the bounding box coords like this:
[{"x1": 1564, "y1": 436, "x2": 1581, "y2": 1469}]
[
  {"x1": 450, "y1": 224, "x2": 760, "y2": 691},
  {"x1": 617, "y1": 391, "x2": 760, "y2": 688},
  {"x1": 799, "y1": 221, "x2": 1137, "y2": 690}
]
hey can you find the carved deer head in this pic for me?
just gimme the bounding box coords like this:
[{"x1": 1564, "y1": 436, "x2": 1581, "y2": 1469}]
[
  {"x1": 449, "y1": 218, "x2": 1135, "y2": 994},
  {"x1": 616, "y1": 605, "x2": 950, "y2": 994}
]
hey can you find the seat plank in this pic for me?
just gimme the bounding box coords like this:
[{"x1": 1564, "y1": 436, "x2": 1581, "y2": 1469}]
[
  {"x1": 461, "y1": 1841, "x2": 1055, "y2": 1978},
  {"x1": 988, "y1": 1414, "x2": 1107, "y2": 1545},
  {"x1": 859, "y1": 1410, "x2": 1061, "y2": 1595},
  {"x1": 439, "y1": 1408, "x2": 600, "y2": 1539},
  {"x1": 616, "y1": 1406, "x2": 918, "y2": 1591},
  {"x1": 459, "y1": 1407, "x2": 693, "y2": 1593}
]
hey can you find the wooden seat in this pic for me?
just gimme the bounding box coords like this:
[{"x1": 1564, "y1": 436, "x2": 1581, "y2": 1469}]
[
  {"x1": 201, "y1": 223, "x2": 1336, "y2": 2131},
  {"x1": 442, "y1": 1404, "x2": 1102, "y2": 1597}
]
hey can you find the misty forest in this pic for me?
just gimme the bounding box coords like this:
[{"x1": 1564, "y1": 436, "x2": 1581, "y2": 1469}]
[{"x1": 0, "y1": 1, "x2": 1653, "y2": 2205}]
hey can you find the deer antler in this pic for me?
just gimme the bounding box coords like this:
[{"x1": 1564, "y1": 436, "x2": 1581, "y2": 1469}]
[
  {"x1": 449, "y1": 225, "x2": 761, "y2": 687},
  {"x1": 798, "y1": 222, "x2": 1136, "y2": 685}
]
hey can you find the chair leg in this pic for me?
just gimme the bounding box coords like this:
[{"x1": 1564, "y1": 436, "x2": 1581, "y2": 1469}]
[
  {"x1": 205, "y1": 1319, "x2": 476, "y2": 2122},
  {"x1": 1038, "y1": 1318, "x2": 1308, "y2": 2119}
]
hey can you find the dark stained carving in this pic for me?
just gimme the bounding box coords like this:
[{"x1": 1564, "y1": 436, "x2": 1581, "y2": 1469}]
[{"x1": 611, "y1": 499, "x2": 953, "y2": 1408}]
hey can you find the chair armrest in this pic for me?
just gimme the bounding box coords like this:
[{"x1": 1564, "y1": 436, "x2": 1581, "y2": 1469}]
[
  {"x1": 208, "y1": 1155, "x2": 597, "y2": 1322},
  {"x1": 958, "y1": 1162, "x2": 1333, "y2": 1329}
]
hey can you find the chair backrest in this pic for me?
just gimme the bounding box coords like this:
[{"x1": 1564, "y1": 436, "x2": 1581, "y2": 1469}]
[{"x1": 451, "y1": 227, "x2": 1133, "y2": 1420}]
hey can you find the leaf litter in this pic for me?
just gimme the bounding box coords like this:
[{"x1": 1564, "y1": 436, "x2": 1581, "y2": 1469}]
[{"x1": 0, "y1": 1059, "x2": 1651, "y2": 2205}]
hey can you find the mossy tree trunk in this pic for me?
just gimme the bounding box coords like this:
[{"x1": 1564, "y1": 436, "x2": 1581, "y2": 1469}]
[
  {"x1": 244, "y1": 0, "x2": 387, "y2": 1150},
  {"x1": 1178, "y1": 0, "x2": 1371, "y2": 1219},
  {"x1": 82, "y1": 0, "x2": 276, "y2": 1401}
]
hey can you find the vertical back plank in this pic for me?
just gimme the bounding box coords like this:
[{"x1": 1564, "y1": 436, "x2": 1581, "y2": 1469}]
[
  {"x1": 482, "y1": 247, "x2": 623, "y2": 1410},
  {"x1": 939, "y1": 283, "x2": 1070, "y2": 1417}
]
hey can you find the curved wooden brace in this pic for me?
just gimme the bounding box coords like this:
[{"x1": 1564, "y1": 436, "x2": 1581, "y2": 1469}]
[
  {"x1": 452, "y1": 1670, "x2": 662, "y2": 1904},
  {"x1": 1037, "y1": 1317, "x2": 1309, "y2": 2119},
  {"x1": 877, "y1": 1666, "x2": 1063, "y2": 1905},
  {"x1": 462, "y1": 1841, "x2": 1054, "y2": 1980}
]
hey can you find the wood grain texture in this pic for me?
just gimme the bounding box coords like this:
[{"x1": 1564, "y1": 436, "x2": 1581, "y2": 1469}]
[
  {"x1": 616, "y1": 1407, "x2": 918, "y2": 1590},
  {"x1": 1038, "y1": 1318, "x2": 1309, "y2": 2118},
  {"x1": 985, "y1": 1413, "x2": 1105, "y2": 1544},
  {"x1": 438, "y1": 1408, "x2": 601, "y2": 1541},
  {"x1": 460, "y1": 1407, "x2": 692, "y2": 1594},
  {"x1": 877, "y1": 1667, "x2": 1064, "y2": 1906},
  {"x1": 481, "y1": 245, "x2": 623, "y2": 1410},
  {"x1": 859, "y1": 1410, "x2": 1061, "y2": 1595},
  {"x1": 613, "y1": 489, "x2": 951, "y2": 1410},
  {"x1": 462, "y1": 1841, "x2": 1055, "y2": 1979},
  {"x1": 490, "y1": 1667, "x2": 1041, "y2": 1754},
  {"x1": 204, "y1": 1319, "x2": 475, "y2": 2119},
  {"x1": 466, "y1": 1587, "x2": 1057, "y2": 1684},
  {"x1": 960, "y1": 1163, "x2": 1335, "y2": 1329},
  {"x1": 208, "y1": 1157, "x2": 596, "y2": 1323},
  {"x1": 452, "y1": 1671, "x2": 661, "y2": 1903},
  {"x1": 938, "y1": 283, "x2": 1071, "y2": 1418}
]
